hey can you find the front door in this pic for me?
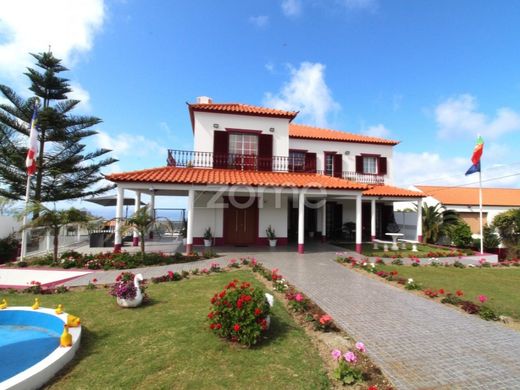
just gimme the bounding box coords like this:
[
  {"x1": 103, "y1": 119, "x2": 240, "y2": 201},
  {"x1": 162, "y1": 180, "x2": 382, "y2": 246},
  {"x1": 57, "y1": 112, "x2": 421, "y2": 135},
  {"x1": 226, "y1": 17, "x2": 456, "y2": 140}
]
[{"x1": 223, "y1": 198, "x2": 258, "y2": 246}]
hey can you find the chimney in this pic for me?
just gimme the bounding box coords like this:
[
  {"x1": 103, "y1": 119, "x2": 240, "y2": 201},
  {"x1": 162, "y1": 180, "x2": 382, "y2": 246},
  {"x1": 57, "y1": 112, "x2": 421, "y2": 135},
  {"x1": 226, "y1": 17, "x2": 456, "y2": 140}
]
[{"x1": 196, "y1": 96, "x2": 213, "y2": 104}]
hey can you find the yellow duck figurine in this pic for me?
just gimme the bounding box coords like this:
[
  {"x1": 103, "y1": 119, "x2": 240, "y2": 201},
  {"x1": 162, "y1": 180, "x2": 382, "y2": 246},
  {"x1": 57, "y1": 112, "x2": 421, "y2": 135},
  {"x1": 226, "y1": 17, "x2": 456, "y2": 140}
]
[
  {"x1": 32, "y1": 298, "x2": 40, "y2": 310},
  {"x1": 55, "y1": 304, "x2": 63, "y2": 315},
  {"x1": 66, "y1": 314, "x2": 81, "y2": 327},
  {"x1": 0, "y1": 299, "x2": 7, "y2": 309},
  {"x1": 60, "y1": 325, "x2": 72, "y2": 347}
]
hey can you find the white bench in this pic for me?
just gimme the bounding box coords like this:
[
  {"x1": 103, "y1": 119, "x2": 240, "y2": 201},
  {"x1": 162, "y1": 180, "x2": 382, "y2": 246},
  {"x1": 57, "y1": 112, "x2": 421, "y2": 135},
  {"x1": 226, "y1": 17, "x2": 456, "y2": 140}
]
[
  {"x1": 398, "y1": 239, "x2": 420, "y2": 252},
  {"x1": 372, "y1": 239, "x2": 393, "y2": 252}
]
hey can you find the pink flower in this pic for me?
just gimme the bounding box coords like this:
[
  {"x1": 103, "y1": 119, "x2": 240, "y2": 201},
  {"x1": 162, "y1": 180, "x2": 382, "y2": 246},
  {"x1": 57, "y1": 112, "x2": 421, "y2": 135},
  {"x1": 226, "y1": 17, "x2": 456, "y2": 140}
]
[
  {"x1": 295, "y1": 293, "x2": 303, "y2": 302},
  {"x1": 355, "y1": 341, "x2": 366, "y2": 353},
  {"x1": 343, "y1": 351, "x2": 357, "y2": 363},
  {"x1": 331, "y1": 349, "x2": 342, "y2": 361},
  {"x1": 478, "y1": 295, "x2": 488, "y2": 303}
]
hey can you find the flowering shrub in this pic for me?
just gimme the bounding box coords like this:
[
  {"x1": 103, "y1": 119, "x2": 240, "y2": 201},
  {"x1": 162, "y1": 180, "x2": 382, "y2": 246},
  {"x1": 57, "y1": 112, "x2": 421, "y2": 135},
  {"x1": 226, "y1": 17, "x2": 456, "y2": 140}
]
[
  {"x1": 479, "y1": 306, "x2": 499, "y2": 321},
  {"x1": 391, "y1": 258, "x2": 403, "y2": 265},
  {"x1": 461, "y1": 300, "x2": 481, "y2": 314},
  {"x1": 453, "y1": 260, "x2": 465, "y2": 268},
  {"x1": 331, "y1": 342, "x2": 366, "y2": 385},
  {"x1": 109, "y1": 272, "x2": 145, "y2": 300},
  {"x1": 286, "y1": 290, "x2": 309, "y2": 312},
  {"x1": 411, "y1": 258, "x2": 421, "y2": 267},
  {"x1": 228, "y1": 259, "x2": 240, "y2": 268},
  {"x1": 208, "y1": 279, "x2": 271, "y2": 346},
  {"x1": 405, "y1": 278, "x2": 421, "y2": 290},
  {"x1": 209, "y1": 262, "x2": 221, "y2": 272},
  {"x1": 441, "y1": 293, "x2": 463, "y2": 305},
  {"x1": 313, "y1": 314, "x2": 334, "y2": 332}
]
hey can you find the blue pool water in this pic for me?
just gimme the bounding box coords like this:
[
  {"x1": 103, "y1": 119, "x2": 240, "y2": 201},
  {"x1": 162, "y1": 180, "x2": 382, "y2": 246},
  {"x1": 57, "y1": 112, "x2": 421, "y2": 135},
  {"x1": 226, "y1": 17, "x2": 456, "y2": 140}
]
[{"x1": 0, "y1": 310, "x2": 62, "y2": 382}]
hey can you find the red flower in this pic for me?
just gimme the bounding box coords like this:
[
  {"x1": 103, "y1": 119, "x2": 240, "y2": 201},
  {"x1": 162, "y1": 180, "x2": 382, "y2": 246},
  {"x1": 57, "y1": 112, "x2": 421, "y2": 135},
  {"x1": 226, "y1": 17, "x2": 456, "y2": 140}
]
[
  {"x1": 456, "y1": 290, "x2": 464, "y2": 297},
  {"x1": 233, "y1": 324, "x2": 240, "y2": 332},
  {"x1": 243, "y1": 295, "x2": 252, "y2": 302},
  {"x1": 92, "y1": 278, "x2": 97, "y2": 283},
  {"x1": 438, "y1": 289, "x2": 445, "y2": 295},
  {"x1": 216, "y1": 323, "x2": 221, "y2": 329},
  {"x1": 209, "y1": 323, "x2": 216, "y2": 329},
  {"x1": 254, "y1": 308, "x2": 262, "y2": 316},
  {"x1": 207, "y1": 312, "x2": 214, "y2": 319},
  {"x1": 219, "y1": 290, "x2": 226, "y2": 298}
]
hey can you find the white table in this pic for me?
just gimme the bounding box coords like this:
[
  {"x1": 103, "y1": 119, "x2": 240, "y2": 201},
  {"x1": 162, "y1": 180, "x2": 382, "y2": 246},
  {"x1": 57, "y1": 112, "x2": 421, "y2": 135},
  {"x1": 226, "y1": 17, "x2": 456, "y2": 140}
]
[{"x1": 385, "y1": 233, "x2": 404, "y2": 251}]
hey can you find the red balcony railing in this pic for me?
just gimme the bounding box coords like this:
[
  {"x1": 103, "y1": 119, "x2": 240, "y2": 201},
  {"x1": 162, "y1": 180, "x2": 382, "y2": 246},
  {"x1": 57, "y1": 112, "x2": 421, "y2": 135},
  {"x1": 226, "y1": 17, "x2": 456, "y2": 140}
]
[{"x1": 167, "y1": 150, "x2": 385, "y2": 185}]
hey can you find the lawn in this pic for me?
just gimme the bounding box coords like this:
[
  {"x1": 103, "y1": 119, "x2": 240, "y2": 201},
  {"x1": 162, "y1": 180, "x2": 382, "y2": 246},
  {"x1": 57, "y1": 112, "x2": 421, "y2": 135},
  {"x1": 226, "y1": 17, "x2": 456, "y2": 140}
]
[
  {"x1": 2, "y1": 270, "x2": 329, "y2": 389},
  {"x1": 335, "y1": 242, "x2": 474, "y2": 258},
  {"x1": 377, "y1": 264, "x2": 520, "y2": 319}
]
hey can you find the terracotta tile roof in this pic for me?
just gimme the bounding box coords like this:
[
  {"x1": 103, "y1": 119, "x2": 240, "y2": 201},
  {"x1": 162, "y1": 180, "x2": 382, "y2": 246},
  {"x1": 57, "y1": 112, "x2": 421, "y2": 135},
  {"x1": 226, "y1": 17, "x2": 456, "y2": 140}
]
[
  {"x1": 106, "y1": 167, "x2": 369, "y2": 190},
  {"x1": 289, "y1": 123, "x2": 399, "y2": 145},
  {"x1": 189, "y1": 103, "x2": 298, "y2": 120},
  {"x1": 417, "y1": 186, "x2": 520, "y2": 206},
  {"x1": 363, "y1": 185, "x2": 424, "y2": 198}
]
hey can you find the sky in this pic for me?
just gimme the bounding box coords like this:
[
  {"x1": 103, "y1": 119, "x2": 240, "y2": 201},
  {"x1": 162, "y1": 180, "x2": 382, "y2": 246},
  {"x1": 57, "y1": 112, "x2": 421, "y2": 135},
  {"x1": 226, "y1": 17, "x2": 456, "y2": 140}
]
[{"x1": 1, "y1": 0, "x2": 520, "y2": 215}]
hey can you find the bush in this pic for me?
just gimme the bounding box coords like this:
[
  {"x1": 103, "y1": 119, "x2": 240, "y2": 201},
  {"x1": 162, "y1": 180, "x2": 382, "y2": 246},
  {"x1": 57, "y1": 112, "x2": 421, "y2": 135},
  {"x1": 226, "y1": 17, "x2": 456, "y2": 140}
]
[
  {"x1": 208, "y1": 280, "x2": 271, "y2": 347},
  {"x1": 0, "y1": 234, "x2": 19, "y2": 264},
  {"x1": 461, "y1": 300, "x2": 480, "y2": 314},
  {"x1": 441, "y1": 294, "x2": 463, "y2": 306},
  {"x1": 479, "y1": 306, "x2": 499, "y2": 321},
  {"x1": 449, "y1": 221, "x2": 473, "y2": 248}
]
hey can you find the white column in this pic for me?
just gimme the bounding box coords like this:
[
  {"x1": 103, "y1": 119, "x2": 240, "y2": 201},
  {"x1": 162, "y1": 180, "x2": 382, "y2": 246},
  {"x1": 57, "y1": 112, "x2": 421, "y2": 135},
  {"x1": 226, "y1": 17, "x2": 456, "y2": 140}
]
[
  {"x1": 133, "y1": 191, "x2": 141, "y2": 246},
  {"x1": 416, "y1": 198, "x2": 423, "y2": 242},
  {"x1": 298, "y1": 191, "x2": 305, "y2": 254},
  {"x1": 114, "y1": 186, "x2": 124, "y2": 252},
  {"x1": 371, "y1": 199, "x2": 376, "y2": 241},
  {"x1": 46, "y1": 230, "x2": 51, "y2": 251},
  {"x1": 76, "y1": 224, "x2": 81, "y2": 243},
  {"x1": 186, "y1": 189, "x2": 195, "y2": 254},
  {"x1": 321, "y1": 199, "x2": 327, "y2": 243},
  {"x1": 148, "y1": 192, "x2": 156, "y2": 239},
  {"x1": 355, "y1": 195, "x2": 362, "y2": 253}
]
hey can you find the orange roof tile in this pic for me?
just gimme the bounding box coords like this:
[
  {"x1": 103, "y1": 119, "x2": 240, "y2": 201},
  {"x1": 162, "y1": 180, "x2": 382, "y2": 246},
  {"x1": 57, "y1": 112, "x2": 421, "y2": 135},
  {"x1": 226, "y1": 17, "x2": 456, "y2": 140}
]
[
  {"x1": 363, "y1": 185, "x2": 424, "y2": 198},
  {"x1": 189, "y1": 103, "x2": 298, "y2": 120},
  {"x1": 289, "y1": 123, "x2": 399, "y2": 145},
  {"x1": 417, "y1": 186, "x2": 520, "y2": 206},
  {"x1": 106, "y1": 167, "x2": 369, "y2": 190}
]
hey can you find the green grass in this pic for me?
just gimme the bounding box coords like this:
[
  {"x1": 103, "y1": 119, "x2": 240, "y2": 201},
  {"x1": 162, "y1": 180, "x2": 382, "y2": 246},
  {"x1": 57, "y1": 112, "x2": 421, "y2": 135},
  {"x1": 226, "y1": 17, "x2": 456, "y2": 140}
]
[
  {"x1": 377, "y1": 264, "x2": 520, "y2": 319},
  {"x1": 335, "y1": 242, "x2": 473, "y2": 258},
  {"x1": 2, "y1": 271, "x2": 329, "y2": 389}
]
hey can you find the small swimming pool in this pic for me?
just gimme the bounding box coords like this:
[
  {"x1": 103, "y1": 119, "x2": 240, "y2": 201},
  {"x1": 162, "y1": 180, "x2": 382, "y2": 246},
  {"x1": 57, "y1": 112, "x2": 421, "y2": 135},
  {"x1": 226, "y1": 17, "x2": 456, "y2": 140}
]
[{"x1": 0, "y1": 307, "x2": 81, "y2": 390}]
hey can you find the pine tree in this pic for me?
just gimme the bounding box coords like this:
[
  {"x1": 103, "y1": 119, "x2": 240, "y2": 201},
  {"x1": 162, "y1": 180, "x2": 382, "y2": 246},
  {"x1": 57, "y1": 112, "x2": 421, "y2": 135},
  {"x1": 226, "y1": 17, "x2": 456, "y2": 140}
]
[{"x1": 0, "y1": 52, "x2": 117, "y2": 204}]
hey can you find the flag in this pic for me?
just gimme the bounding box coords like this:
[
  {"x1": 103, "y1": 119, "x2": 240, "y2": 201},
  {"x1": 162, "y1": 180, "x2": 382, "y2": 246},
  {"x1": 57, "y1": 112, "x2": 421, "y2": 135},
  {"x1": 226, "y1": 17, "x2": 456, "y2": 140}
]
[
  {"x1": 26, "y1": 103, "x2": 39, "y2": 176},
  {"x1": 465, "y1": 136, "x2": 484, "y2": 176}
]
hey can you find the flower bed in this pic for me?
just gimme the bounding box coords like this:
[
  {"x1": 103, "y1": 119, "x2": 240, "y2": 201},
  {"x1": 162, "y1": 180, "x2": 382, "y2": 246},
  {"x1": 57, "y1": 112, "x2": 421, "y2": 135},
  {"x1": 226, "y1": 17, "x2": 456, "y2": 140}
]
[{"x1": 17, "y1": 249, "x2": 219, "y2": 270}]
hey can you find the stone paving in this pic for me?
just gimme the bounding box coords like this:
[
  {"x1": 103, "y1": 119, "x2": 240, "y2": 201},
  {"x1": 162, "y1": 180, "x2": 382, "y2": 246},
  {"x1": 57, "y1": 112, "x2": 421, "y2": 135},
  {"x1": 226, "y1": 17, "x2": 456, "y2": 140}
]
[{"x1": 61, "y1": 243, "x2": 520, "y2": 389}]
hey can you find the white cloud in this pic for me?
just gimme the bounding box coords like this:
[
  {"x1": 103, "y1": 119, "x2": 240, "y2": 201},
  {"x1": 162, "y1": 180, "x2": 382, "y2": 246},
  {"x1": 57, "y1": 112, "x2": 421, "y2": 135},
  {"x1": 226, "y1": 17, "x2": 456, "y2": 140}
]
[
  {"x1": 435, "y1": 94, "x2": 520, "y2": 140},
  {"x1": 0, "y1": 0, "x2": 105, "y2": 82},
  {"x1": 265, "y1": 62, "x2": 275, "y2": 73},
  {"x1": 68, "y1": 82, "x2": 91, "y2": 112},
  {"x1": 281, "y1": 0, "x2": 302, "y2": 17},
  {"x1": 95, "y1": 131, "x2": 166, "y2": 160},
  {"x1": 363, "y1": 124, "x2": 390, "y2": 138},
  {"x1": 264, "y1": 62, "x2": 340, "y2": 127},
  {"x1": 249, "y1": 15, "x2": 269, "y2": 27}
]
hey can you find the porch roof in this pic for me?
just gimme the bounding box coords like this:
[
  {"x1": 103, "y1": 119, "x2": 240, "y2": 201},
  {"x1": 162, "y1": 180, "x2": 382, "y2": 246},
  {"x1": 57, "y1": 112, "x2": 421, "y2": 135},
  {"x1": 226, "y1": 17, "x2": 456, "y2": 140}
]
[
  {"x1": 106, "y1": 166, "x2": 369, "y2": 190},
  {"x1": 363, "y1": 185, "x2": 424, "y2": 198}
]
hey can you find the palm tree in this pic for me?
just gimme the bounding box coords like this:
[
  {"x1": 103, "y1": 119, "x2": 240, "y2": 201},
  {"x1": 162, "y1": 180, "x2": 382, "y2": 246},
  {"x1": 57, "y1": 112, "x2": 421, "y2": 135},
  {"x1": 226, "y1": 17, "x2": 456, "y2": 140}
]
[
  {"x1": 22, "y1": 204, "x2": 92, "y2": 261},
  {"x1": 125, "y1": 206, "x2": 155, "y2": 260},
  {"x1": 419, "y1": 204, "x2": 459, "y2": 244}
]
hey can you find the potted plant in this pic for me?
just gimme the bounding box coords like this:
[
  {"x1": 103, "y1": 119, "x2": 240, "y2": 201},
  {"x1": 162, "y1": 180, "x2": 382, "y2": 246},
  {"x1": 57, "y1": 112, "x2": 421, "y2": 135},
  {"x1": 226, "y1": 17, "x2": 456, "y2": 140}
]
[
  {"x1": 110, "y1": 271, "x2": 145, "y2": 308},
  {"x1": 266, "y1": 225, "x2": 277, "y2": 247},
  {"x1": 203, "y1": 227, "x2": 213, "y2": 247}
]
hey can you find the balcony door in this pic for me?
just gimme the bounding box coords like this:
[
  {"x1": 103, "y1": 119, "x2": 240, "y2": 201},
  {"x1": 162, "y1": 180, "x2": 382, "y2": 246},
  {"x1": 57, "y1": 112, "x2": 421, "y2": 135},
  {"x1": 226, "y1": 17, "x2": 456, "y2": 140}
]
[{"x1": 229, "y1": 133, "x2": 258, "y2": 170}]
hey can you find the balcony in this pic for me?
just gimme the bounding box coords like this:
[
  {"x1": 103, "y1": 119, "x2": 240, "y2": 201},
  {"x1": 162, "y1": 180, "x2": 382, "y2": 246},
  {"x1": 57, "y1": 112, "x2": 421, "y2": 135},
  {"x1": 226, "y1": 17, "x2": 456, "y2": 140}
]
[{"x1": 167, "y1": 149, "x2": 385, "y2": 185}]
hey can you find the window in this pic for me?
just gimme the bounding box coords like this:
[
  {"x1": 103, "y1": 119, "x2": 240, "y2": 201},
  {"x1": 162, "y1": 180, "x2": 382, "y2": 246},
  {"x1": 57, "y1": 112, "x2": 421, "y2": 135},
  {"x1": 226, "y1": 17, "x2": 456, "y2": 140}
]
[
  {"x1": 229, "y1": 133, "x2": 258, "y2": 170},
  {"x1": 363, "y1": 156, "x2": 378, "y2": 174},
  {"x1": 289, "y1": 150, "x2": 306, "y2": 172},
  {"x1": 324, "y1": 153, "x2": 335, "y2": 176}
]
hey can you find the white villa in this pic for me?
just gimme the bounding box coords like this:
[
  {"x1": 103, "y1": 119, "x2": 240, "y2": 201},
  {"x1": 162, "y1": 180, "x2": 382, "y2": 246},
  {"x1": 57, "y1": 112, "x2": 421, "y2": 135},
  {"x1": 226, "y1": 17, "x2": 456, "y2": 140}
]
[{"x1": 106, "y1": 97, "x2": 424, "y2": 254}]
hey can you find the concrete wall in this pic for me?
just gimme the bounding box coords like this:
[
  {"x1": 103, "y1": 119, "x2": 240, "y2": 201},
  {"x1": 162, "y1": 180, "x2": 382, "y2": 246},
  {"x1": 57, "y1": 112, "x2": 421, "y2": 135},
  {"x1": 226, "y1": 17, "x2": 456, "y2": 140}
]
[
  {"x1": 288, "y1": 138, "x2": 394, "y2": 184},
  {"x1": 259, "y1": 193, "x2": 288, "y2": 238},
  {"x1": 0, "y1": 216, "x2": 21, "y2": 238},
  {"x1": 193, "y1": 111, "x2": 290, "y2": 158}
]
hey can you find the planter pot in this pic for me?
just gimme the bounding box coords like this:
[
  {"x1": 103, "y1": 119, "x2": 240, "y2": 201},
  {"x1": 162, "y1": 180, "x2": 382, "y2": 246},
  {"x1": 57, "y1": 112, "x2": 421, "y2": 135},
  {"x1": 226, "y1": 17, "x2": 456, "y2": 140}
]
[
  {"x1": 204, "y1": 239, "x2": 212, "y2": 247},
  {"x1": 116, "y1": 295, "x2": 143, "y2": 308},
  {"x1": 269, "y1": 239, "x2": 277, "y2": 247}
]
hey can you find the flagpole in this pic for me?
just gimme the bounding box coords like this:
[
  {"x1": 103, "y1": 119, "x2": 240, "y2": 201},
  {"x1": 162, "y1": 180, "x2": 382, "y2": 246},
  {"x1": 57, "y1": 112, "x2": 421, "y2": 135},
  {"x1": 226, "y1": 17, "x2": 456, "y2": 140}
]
[
  {"x1": 20, "y1": 175, "x2": 31, "y2": 261},
  {"x1": 478, "y1": 168, "x2": 483, "y2": 254}
]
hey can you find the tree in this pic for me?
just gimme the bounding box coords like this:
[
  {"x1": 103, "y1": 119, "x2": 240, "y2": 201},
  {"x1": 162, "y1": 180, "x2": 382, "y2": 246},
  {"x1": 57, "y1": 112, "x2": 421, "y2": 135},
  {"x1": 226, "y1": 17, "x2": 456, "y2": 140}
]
[
  {"x1": 0, "y1": 52, "x2": 117, "y2": 206},
  {"x1": 492, "y1": 209, "x2": 520, "y2": 258},
  {"x1": 125, "y1": 206, "x2": 155, "y2": 260},
  {"x1": 447, "y1": 221, "x2": 473, "y2": 248},
  {"x1": 419, "y1": 203, "x2": 460, "y2": 244},
  {"x1": 22, "y1": 204, "x2": 92, "y2": 262}
]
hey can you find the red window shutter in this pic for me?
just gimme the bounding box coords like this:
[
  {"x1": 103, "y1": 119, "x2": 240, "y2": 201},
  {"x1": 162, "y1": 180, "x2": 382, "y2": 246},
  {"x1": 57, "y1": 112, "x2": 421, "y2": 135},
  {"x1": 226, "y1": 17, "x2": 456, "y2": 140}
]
[
  {"x1": 378, "y1": 157, "x2": 387, "y2": 175},
  {"x1": 355, "y1": 156, "x2": 363, "y2": 173},
  {"x1": 305, "y1": 152, "x2": 317, "y2": 173},
  {"x1": 258, "y1": 134, "x2": 273, "y2": 171},
  {"x1": 213, "y1": 131, "x2": 229, "y2": 168},
  {"x1": 333, "y1": 154, "x2": 343, "y2": 178}
]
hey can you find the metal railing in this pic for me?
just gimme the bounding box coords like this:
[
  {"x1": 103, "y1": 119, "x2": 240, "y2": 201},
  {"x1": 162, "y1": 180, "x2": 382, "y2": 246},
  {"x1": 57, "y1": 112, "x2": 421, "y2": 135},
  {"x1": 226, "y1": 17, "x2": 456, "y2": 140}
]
[{"x1": 167, "y1": 150, "x2": 385, "y2": 185}]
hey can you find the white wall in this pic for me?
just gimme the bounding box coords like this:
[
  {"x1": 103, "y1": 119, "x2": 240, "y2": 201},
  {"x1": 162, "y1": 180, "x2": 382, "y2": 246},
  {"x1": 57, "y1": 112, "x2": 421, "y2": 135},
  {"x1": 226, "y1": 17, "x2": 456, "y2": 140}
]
[
  {"x1": 259, "y1": 193, "x2": 288, "y2": 238},
  {"x1": 193, "y1": 111, "x2": 290, "y2": 158},
  {"x1": 0, "y1": 216, "x2": 21, "y2": 238},
  {"x1": 288, "y1": 138, "x2": 394, "y2": 184},
  {"x1": 193, "y1": 192, "x2": 224, "y2": 238}
]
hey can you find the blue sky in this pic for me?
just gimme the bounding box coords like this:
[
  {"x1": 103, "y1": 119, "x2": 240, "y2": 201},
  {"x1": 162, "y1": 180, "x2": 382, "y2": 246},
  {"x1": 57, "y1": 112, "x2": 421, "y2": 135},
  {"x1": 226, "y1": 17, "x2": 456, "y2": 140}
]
[{"x1": 1, "y1": 0, "x2": 520, "y2": 214}]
